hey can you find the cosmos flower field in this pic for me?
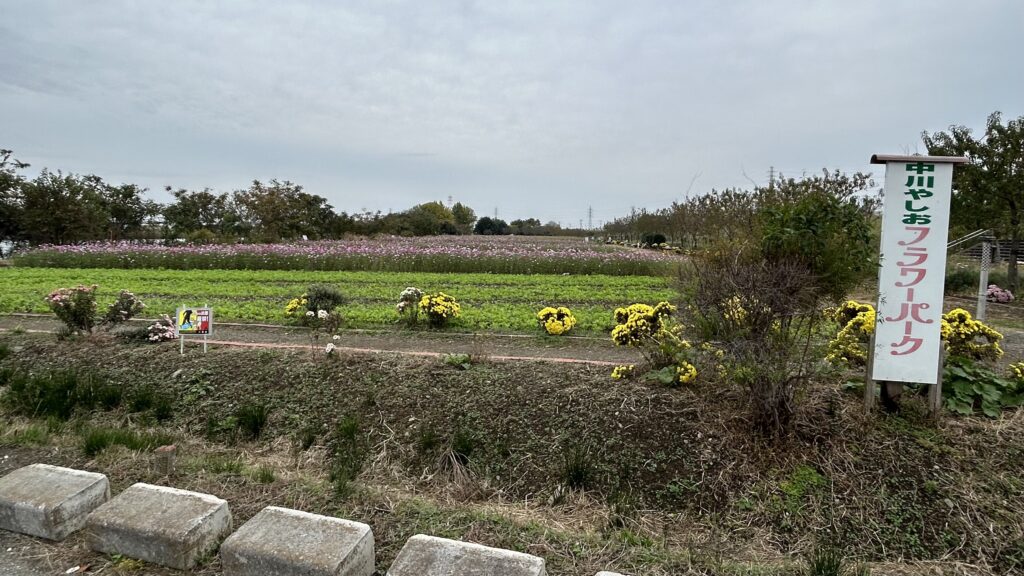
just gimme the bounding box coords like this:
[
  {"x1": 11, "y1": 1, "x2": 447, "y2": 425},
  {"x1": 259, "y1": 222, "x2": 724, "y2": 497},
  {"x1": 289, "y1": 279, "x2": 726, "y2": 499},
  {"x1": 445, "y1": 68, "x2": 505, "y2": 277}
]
[
  {"x1": 3, "y1": 237, "x2": 680, "y2": 333},
  {"x1": 14, "y1": 236, "x2": 677, "y2": 276}
]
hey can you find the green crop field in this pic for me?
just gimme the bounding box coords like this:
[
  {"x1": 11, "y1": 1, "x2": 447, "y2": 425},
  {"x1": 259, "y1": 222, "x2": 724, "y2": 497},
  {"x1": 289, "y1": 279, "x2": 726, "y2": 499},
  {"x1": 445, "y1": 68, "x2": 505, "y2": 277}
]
[{"x1": 0, "y1": 267, "x2": 678, "y2": 333}]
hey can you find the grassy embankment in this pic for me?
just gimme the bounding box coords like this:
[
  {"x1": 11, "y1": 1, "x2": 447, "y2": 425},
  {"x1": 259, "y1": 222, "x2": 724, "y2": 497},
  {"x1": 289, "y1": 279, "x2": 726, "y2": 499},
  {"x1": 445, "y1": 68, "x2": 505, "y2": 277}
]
[{"x1": 1, "y1": 335, "x2": 1021, "y2": 575}]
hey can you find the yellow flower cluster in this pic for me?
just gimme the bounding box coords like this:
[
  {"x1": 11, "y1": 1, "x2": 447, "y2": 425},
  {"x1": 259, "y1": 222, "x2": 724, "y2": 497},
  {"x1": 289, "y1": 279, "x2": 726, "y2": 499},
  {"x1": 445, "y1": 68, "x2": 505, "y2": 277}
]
[
  {"x1": 419, "y1": 292, "x2": 461, "y2": 326},
  {"x1": 610, "y1": 364, "x2": 635, "y2": 380},
  {"x1": 537, "y1": 306, "x2": 577, "y2": 335},
  {"x1": 285, "y1": 293, "x2": 309, "y2": 316},
  {"x1": 825, "y1": 301, "x2": 876, "y2": 366},
  {"x1": 941, "y1": 308, "x2": 1003, "y2": 360},
  {"x1": 721, "y1": 296, "x2": 748, "y2": 323},
  {"x1": 676, "y1": 362, "x2": 698, "y2": 384},
  {"x1": 828, "y1": 300, "x2": 874, "y2": 328},
  {"x1": 611, "y1": 301, "x2": 677, "y2": 346},
  {"x1": 825, "y1": 303, "x2": 1005, "y2": 365},
  {"x1": 1010, "y1": 362, "x2": 1024, "y2": 383}
]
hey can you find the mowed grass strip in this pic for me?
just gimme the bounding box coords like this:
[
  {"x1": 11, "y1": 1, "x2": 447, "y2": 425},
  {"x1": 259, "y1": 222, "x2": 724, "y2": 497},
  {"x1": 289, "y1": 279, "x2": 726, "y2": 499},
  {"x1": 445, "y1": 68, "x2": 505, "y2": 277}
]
[{"x1": 0, "y1": 267, "x2": 678, "y2": 333}]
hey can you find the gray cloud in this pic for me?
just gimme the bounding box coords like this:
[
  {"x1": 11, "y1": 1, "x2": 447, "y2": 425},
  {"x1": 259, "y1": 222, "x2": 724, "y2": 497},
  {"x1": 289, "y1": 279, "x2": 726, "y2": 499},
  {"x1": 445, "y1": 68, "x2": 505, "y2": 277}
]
[{"x1": 2, "y1": 0, "x2": 1021, "y2": 225}]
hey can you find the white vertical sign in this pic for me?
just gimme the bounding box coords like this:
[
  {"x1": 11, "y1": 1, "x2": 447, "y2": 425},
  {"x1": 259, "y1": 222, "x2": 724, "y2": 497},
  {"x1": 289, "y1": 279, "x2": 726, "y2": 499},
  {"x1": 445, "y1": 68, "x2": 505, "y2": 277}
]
[{"x1": 872, "y1": 160, "x2": 953, "y2": 384}]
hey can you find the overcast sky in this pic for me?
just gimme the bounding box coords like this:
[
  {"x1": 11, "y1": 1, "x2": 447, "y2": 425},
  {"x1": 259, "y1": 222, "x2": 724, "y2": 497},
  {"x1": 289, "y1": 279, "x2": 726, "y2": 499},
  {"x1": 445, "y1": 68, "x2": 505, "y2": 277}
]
[{"x1": 2, "y1": 1, "x2": 1022, "y2": 225}]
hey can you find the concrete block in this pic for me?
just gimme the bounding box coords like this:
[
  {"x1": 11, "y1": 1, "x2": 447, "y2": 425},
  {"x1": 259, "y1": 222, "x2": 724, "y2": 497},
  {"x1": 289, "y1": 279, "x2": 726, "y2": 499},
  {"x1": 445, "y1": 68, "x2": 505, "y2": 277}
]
[
  {"x1": 85, "y1": 483, "x2": 231, "y2": 570},
  {"x1": 387, "y1": 534, "x2": 546, "y2": 576},
  {"x1": 0, "y1": 464, "x2": 110, "y2": 541},
  {"x1": 221, "y1": 506, "x2": 374, "y2": 576}
]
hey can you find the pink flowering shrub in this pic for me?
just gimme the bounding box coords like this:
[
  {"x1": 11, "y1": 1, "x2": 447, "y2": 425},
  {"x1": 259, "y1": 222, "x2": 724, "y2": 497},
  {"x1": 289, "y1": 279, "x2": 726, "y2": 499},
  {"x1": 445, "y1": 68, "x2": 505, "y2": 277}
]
[
  {"x1": 147, "y1": 314, "x2": 176, "y2": 342},
  {"x1": 986, "y1": 284, "x2": 1015, "y2": 303},
  {"x1": 103, "y1": 290, "x2": 146, "y2": 325},
  {"x1": 45, "y1": 285, "x2": 98, "y2": 334}
]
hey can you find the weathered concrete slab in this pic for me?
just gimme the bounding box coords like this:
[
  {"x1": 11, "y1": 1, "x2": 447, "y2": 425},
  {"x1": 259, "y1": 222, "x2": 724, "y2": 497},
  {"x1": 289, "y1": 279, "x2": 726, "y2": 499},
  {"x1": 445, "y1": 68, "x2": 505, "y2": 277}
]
[
  {"x1": 85, "y1": 483, "x2": 231, "y2": 570},
  {"x1": 0, "y1": 464, "x2": 109, "y2": 541},
  {"x1": 220, "y1": 506, "x2": 374, "y2": 576},
  {"x1": 387, "y1": 534, "x2": 546, "y2": 576}
]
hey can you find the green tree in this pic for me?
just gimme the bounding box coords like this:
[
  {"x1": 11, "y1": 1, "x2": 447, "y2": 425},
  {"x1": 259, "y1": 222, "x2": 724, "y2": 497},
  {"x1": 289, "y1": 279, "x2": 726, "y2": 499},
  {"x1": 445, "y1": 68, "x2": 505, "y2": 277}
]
[
  {"x1": 451, "y1": 202, "x2": 476, "y2": 234},
  {"x1": 0, "y1": 149, "x2": 29, "y2": 248},
  {"x1": 234, "y1": 180, "x2": 337, "y2": 241},
  {"x1": 405, "y1": 201, "x2": 456, "y2": 235},
  {"x1": 101, "y1": 184, "x2": 160, "y2": 240},
  {"x1": 759, "y1": 170, "x2": 877, "y2": 300},
  {"x1": 923, "y1": 111, "x2": 1024, "y2": 291},
  {"x1": 510, "y1": 218, "x2": 542, "y2": 235},
  {"x1": 162, "y1": 187, "x2": 240, "y2": 240},
  {"x1": 19, "y1": 170, "x2": 109, "y2": 244},
  {"x1": 473, "y1": 216, "x2": 509, "y2": 235}
]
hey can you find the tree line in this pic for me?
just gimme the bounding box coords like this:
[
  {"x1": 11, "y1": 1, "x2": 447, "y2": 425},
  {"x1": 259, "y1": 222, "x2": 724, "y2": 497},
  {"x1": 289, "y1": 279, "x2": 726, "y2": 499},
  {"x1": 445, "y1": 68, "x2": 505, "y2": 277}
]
[
  {"x1": 602, "y1": 111, "x2": 1023, "y2": 290},
  {"x1": 0, "y1": 150, "x2": 588, "y2": 251}
]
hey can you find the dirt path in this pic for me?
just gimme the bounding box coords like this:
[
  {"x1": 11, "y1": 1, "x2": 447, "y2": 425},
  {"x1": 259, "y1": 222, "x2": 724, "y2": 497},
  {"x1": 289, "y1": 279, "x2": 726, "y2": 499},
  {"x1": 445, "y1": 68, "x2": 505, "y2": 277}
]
[
  {"x1": 0, "y1": 314, "x2": 642, "y2": 366},
  {"x1": 4, "y1": 309, "x2": 1020, "y2": 367}
]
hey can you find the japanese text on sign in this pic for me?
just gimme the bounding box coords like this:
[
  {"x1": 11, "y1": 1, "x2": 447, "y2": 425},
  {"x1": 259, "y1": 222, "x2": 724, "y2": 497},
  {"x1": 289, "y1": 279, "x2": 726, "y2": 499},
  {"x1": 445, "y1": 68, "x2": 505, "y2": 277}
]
[{"x1": 872, "y1": 161, "x2": 953, "y2": 384}]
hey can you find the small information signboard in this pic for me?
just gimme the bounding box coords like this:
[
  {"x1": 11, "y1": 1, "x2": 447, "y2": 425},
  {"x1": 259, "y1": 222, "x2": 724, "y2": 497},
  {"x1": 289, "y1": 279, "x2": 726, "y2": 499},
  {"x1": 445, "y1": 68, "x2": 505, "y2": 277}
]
[{"x1": 175, "y1": 305, "x2": 212, "y2": 354}]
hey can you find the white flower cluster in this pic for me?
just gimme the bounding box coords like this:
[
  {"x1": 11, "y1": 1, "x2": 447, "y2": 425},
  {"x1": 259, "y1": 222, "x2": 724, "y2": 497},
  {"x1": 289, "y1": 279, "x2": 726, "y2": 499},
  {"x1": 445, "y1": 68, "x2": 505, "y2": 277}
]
[
  {"x1": 396, "y1": 286, "x2": 422, "y2": 314},
  {"x1": 147, "y1": 314, "x2": 176, "y2": 342}
]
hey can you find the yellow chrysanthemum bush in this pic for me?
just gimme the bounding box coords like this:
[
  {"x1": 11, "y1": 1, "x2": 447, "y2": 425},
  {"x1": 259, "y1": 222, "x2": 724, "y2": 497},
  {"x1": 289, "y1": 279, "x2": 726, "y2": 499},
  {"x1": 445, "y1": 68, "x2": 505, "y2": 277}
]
[
  {"x1": 537, "y1": 306, "x2": 576, "y2": 336},
  {"x1": 941, "y1": 308, "x2": 1003, "y2": 361},
  {"x1": 1012, "y1": 362, "x2": 1024, "y2": 383},
  {"x1": 825, "y1": 303, "x2": 1004, "y2": 367},
  {"x1": 824, "y1": 300, "x2": 876, "y2": 366},
  {"x1": 419, "y1": 292, "x2": 461, "y2": 328},
  {"x1": 610, "y1": 364, "x2": 635, "y2": 380},
  {"x1": 609, "y1": 301, "x2": 705, "y2": 386},
  {"x1": 824, "y1": 302, "x2": 1021, "y2": 417},
  {"x1": 284, "y1": 293, "x2": 309, "y2": 317}
]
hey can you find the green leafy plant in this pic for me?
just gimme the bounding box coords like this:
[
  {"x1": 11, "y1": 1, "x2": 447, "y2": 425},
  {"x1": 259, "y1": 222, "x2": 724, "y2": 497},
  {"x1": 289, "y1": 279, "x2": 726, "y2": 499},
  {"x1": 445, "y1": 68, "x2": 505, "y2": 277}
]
[
  {"x1": 803, "y1": 543, "x2": 870, "y2": 576},
  {"x1": 944, "y1": 357, "x2": 1023, "y2": 417},
  {"x1": 443, "y1": 353, "x2": 472, "y2": 370},
  {"x1": 330, "y1": 415, "x2": 367, "y2": 497},
  {"x1": 4, "y1": 369, "x2": 119, "y2": 420},
  {"x1": 129, "y1": 386, "x2": 155, "y2": 412},
  {"x1": 82, "y1": 427, "x2": 174, "y2": 457},
  {"x1": 416, "y1": 424, "x2": 441, "y2": 456},
  {"x1": 297, "y1": 425, "x2": 318, "y2": 451},
  {"x1": 305, "y1": 284, "x2": 345, "y2": 313},
  {"x1": 152, "y1": 394, "x2": 175, "y2": 422},
  {"x1": 235, "y1": 403, "x2": 271, "y2": 439},
  {"x1": 450, "y1": 426, "x2": 478, "y2": 466},
  {"x1": 562, "y1": 445, "x2": 595, "y2": 490},
  {"x1": 250, "y1": 465, "x2": 275, "y2": 484}
]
